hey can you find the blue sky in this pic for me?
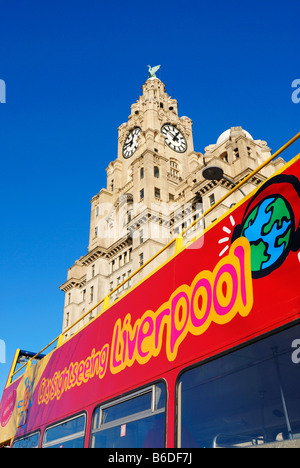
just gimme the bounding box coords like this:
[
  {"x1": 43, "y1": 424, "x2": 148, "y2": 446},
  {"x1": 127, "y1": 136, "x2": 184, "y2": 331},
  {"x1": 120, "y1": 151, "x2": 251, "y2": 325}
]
[{"x1": 0, "y1": 0, "x2": 299, "y2": 396}]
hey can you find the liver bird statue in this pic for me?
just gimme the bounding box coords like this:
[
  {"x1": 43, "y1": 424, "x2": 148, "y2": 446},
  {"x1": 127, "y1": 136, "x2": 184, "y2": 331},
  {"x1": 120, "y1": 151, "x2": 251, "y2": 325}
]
[{"x1": 147, "y1": 64, "x2": 161, "y2": 78}]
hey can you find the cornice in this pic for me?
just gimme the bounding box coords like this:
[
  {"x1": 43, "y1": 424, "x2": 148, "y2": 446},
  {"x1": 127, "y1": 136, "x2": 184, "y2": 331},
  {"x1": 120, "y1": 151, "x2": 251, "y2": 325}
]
[
  {"x1": 83, "y1": 237, "x2": 132, "y2": 264},
  {"x1": 59, "y1": 275, "x2": 87, "y2": 292},
  {"x1": 82, "y1": 246, "x2": 108, "y2": 265},
  {"x1": 106, "y1": 236, "x2": 133, "y2": 259}
]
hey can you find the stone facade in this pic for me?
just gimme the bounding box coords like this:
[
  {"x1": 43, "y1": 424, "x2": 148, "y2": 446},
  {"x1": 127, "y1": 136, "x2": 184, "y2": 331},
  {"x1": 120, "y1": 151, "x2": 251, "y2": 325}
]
[{"x1": 59, "y1": 76, "x2": 285, "y2": 338}]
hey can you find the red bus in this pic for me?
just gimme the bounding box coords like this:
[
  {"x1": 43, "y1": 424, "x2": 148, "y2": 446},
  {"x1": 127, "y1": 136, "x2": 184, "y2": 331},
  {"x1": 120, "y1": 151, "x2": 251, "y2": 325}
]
[{"x1": 1, "y1": 140, "x2": 300, "y2": 449}]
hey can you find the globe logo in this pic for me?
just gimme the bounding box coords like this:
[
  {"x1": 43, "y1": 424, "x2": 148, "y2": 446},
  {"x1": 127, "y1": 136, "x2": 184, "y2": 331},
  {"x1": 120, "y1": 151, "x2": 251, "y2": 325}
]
[{"x1": 240, "y1": 195, "x2": 293, "y2": 278}]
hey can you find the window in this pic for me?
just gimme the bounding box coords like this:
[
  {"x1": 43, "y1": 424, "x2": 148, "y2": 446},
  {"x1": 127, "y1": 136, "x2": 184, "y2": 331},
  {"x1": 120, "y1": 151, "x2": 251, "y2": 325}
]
[
  {"x1": 234, "y1": 148, "x2": 240, "y2": 159},
  {"x1": 92, "y1": 264, "x2": 95, "y2": 277},
  {"x1": 90, "y1": 286, "x2": 94, "y2": 303},
  {"x1": 140, "y1": 167, "x2": 144, "y2": 180},
  {"x1": 169, "y1": 193, "x2": 174, "y2": 201},
  {"x1": 154, "y1": 166, "x2": 159, "y2": 178},
  {"x1": 65, "y1": 312, "x2": 69, "y2": 328},
  {"x1": 170, "y1": 160, "x2": 179, "y2": 178},
  {"x1": 220, "y1": 151, "x2": 229, "y2": 163},
  {"x1": 139, "y1": 253, "x2": 144, "y2": 267},
  {"x1": 140, "y1": 189, "x2": 144, "y2": 201},
  {"x1": 177, "y1": 324, "x2": 300, "y2": 448},
  {"x1": 122, "y1": 273, "x2": 127, "y2": 289},
  {"x1": 155, "y1": 187, "x2": 161, "y2": 199},
  {"x1": 13, "y1": 432, "x2": 40, "y2": 448},
  {"x1": 140, "y1": 229, "x2": 144, "y2": 244},
  {"x1": 209, "y1": 194, "x2": 215, "y2": 207},
  {"x1": 43, "y1": 414, "x2": 86, "y2": 448},
  {"x1": 128, "y1": 270, "x2": 132, "y2": 288},
  {"x1": 95, "y1": 227, "x2": 98, "y2": 237},
  {"x1": 91, "y1": 383, "x2": 166, "y2": 448}
]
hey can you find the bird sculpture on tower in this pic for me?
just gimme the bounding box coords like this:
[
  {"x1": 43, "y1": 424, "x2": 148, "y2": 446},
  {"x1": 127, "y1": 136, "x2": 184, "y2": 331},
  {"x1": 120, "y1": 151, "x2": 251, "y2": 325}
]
[{"x1": 147, "y1": 64, "x2": 161, "y2": 78}]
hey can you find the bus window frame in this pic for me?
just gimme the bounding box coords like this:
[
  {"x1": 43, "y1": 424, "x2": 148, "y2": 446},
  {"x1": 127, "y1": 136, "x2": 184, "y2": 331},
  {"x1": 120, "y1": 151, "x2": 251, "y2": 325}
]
[
  {"x1": 42, "y1": 411, "x2": 87, "y2": 449},
  {"x1": 175, "y1": 319, "x2": 300, "y2": 448},
  {"x1": 90, "y1": 379, "x2": 167, "y2": 448},
  {"x1": 12, "y1": 430, "x2": 41, "y2": 449}
]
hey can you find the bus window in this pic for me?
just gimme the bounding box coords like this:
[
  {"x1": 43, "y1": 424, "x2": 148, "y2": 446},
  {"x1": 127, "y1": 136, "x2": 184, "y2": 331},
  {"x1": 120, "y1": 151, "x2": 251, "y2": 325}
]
[
  {"x1": 43, "y1": 414, "x2": 86, "y2": 448},
  {"x1": 12, "y1": 432, "x2": 40, "y2": 448},
  {"x1": 91, "y1": 382, "x2": 166, "y2": 448},
  {"x1": 177, "y1": 324, "x2": 300, "y2": 448}
]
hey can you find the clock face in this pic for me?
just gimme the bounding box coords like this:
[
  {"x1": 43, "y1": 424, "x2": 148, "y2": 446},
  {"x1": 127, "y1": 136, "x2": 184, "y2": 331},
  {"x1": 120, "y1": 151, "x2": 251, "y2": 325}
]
[
  {"x1": 122, "y1": 127, "x2": 142, "y2": 159},
  {"x1": 161, "y1": 124, "x2": 187, "y2": 153}
]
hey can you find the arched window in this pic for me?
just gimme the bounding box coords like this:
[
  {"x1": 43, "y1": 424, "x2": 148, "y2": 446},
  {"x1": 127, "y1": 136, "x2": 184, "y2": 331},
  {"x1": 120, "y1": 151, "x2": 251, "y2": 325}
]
[{"x1": 219, "y1": 151, "x2": 229, "y2": 163}]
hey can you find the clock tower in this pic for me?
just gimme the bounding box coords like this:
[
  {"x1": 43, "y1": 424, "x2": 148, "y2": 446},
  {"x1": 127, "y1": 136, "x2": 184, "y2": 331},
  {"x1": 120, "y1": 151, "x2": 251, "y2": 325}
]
[
  {"x1": 104, "y1": 76, "x2": 197, "y2": 209},
  {"x1": 60, "y1": 71, "x2": 284, "y2": 338}
]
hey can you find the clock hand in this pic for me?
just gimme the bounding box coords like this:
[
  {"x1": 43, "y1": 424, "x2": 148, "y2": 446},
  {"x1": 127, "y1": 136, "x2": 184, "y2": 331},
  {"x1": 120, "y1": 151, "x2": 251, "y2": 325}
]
[
  {"x1": 125, "y1": 134, "x2": 134, "y2": 146},
  {"x1": 173, "y1": 131, "x2": 180, "y2": 142}
]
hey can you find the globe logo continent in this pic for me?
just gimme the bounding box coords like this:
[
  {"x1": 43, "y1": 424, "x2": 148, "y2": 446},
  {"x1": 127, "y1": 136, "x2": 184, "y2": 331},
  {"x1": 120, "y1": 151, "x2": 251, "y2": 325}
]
[{"x1": 240, "y1": 196, "x2": 293, "y2": 277}]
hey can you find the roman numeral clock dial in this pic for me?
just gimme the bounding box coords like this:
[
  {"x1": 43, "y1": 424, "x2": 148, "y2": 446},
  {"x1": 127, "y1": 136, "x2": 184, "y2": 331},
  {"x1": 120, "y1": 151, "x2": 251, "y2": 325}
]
[
  {"x1": 122, "y1": 127, "x2": 142, "y2": 159},
  {"x1": 161, "y1": 124, "x2": 187, "y2": 153}
]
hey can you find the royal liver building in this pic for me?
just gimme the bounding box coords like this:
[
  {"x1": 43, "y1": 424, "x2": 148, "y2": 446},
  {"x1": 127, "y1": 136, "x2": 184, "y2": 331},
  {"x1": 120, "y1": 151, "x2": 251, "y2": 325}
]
[{"x1": 60, "y1": 67, "x2": 284, "y2": 338}]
